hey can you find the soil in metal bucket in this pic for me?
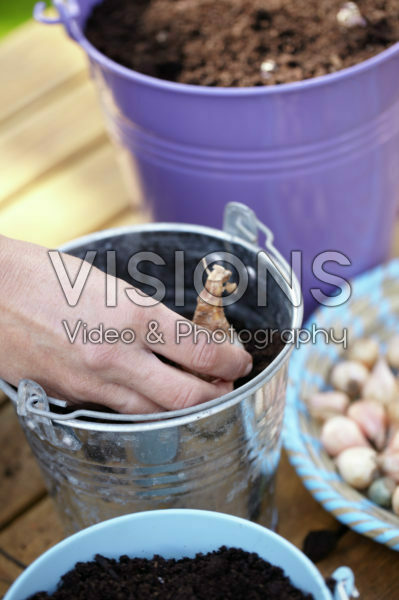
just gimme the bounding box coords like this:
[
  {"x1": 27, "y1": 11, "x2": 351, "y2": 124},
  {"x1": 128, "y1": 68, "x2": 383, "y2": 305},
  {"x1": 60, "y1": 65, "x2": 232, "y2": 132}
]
[
  {"x1": 26, "y1": 546, "x2": 314, "y2": 599},
  {"x1": 234, "y1": 323, "x2": 285, "y2": 386},
  {"x1": 85, "y1": 0, "x2": 399, "y2": 86},
  {"x1": 154, "y1": 321, "x2": 284, "y2": 390}
]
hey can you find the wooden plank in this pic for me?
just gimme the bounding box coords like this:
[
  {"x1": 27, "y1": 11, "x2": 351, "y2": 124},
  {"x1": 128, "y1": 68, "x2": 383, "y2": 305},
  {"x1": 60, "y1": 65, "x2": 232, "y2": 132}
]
[
  {"x1": 0, "y1": 391, "x2": 7, "y2": 408},
  {"x1": 102, "y1": 206, "x2": 153, "y2": 230},
  {"x1": 0, "y1": 552, "x2": 20, "y2": 598},
  {"x1": 276, "y1": 452, "x2": 337, "y2": 546},
  {"x1": 1, "y1": 451, "x2": 398, "y2": 598},
  {"x1": 0, "y1": 498, "x2": 63, "y2": 597},
  {"x1": 0, "y1": 403, "x2": 46, "y2": 529},
  {"x1": 276, "y1": 452, "x2": 399, "y2": 600},
  {"x1": 0, "y1": 144, "x2": 133, "y2": 247},
  {"x1": 0, "y1": 79, "x2": 106, "y2": 202},
  {"x1": 0, "y1": 20, "x2": 86, "y2": 124}
]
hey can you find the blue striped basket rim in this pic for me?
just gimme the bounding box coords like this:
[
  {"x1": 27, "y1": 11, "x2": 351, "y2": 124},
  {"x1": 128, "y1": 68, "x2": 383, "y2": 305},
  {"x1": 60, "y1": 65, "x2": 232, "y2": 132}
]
[{"x1": 284, "y1": 259, "x2": 399, "y2": 550}]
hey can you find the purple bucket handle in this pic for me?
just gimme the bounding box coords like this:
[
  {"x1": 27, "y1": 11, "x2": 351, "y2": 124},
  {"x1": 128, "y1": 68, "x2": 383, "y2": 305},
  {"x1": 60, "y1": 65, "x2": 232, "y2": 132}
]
[
  {"x1": 33, "y1": 0, "x2": 399, "y2": 316},
  {"x1": 33, "y1": 0, "x2": 83, "y2": 41}
]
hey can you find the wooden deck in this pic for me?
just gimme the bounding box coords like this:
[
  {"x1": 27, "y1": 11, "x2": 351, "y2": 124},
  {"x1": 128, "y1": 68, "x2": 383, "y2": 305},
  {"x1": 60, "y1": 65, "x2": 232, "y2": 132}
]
[{"x1": 0, "y1": 20, "x2": 398, "y2": 599}]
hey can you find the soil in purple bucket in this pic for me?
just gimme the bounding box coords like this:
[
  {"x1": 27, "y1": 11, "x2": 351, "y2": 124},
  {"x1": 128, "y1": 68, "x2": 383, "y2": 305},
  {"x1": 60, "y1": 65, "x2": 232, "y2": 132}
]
[
  {"x1": 26, "y1": 547, "x2": 314, "y2": 600},
  {"x1": 85, "y1": 0, "x2": 399, "y2": 87}
]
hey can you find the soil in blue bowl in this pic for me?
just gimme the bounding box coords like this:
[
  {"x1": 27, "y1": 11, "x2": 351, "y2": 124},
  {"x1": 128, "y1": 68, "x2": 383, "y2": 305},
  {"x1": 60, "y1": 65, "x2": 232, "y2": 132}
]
[{"x1": 26, "y1": 546, "x2": 314, "y2": 599}]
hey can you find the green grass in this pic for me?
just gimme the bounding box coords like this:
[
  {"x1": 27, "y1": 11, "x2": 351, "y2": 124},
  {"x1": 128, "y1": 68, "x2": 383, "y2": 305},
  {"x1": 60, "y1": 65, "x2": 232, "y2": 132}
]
[{"x1": 0, "y1": 0, "x2": 36, "y2": 39}]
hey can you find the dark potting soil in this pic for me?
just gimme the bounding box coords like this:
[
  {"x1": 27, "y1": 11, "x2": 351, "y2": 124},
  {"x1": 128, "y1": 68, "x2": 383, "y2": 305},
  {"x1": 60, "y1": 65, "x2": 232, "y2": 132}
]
[
  {"x1": 26, "y1": 547, "x2": 314, "y2": 600},
  {"x1": 85, "y1": 0, "x2": 399, "y2": 87},
  {"x1": 176, "y1": 316, "x2": 286, "y2": 388},
  {"x1": 302, "y1": 525, "x2": 348, "y2": 563},
  {"x1": 235, "y1": 326, "x2": 285, "y2": 387}
]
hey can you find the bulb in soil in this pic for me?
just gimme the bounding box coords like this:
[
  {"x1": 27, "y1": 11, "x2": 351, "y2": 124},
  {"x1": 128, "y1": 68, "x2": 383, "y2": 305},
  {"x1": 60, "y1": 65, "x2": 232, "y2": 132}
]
[
  {"x1": 193, "y1": 263, "x2": 237, "y2": 334},
  {"x1": 190, "y1": 263, "x2": 244, "y2": 380}
]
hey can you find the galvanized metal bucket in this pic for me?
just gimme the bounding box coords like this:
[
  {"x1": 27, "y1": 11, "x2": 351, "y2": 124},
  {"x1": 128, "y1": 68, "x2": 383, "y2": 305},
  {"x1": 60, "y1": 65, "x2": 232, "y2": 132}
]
[{"x1": 1, "y1": 203, "x2": 302, "y2": 534}]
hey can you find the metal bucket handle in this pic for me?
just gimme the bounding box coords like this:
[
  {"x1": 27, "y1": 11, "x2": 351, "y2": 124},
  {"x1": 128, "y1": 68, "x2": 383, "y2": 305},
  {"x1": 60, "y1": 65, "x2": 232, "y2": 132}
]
[
  {"x1": 16, "y1": 381, "x2": 364, "y2": 597},
  {"x1": 9, "y1": 378, "x2": 361, "y2": 597},
  {"x1": 10, "y1": 202, "x2": 302, "y2": 427},
  {"x1": 15, "y1": 379, "x2": 164, "y2": 424},
  {"x1": 223, "y1": 202, "x2": 302, "y2": 309},
  {"x1": 18, "y1": 379, "x2": 61, "y2": 445}
]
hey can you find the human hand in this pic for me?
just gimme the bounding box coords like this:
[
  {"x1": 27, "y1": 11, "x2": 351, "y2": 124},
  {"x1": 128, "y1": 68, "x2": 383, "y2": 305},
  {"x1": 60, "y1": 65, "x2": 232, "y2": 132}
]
[{"x1": 0, "y1": 236, "x2": 252, "y2": 413}]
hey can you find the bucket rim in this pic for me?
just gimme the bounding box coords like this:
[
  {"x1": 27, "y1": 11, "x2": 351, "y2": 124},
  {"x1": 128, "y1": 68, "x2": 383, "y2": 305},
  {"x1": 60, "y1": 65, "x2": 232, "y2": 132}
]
[
  {"x1": 5, "y1": 220, "x2": 302, "y2": 432},
  {"x1": 76, "y1": 20, "x2": 399, "y2": 97},
  {"x1": 3, "y1": 509, "x2": 331, "y2": 600}
]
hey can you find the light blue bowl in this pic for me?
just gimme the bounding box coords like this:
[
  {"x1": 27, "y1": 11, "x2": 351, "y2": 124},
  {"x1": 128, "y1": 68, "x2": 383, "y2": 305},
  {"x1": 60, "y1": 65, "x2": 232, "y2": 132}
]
[
  {"x1": 5, "y1": 509, "x2": 332, "y2": 600},
  {"x1": 284, "y1": 259, "x2": 399, "y2": 550}
]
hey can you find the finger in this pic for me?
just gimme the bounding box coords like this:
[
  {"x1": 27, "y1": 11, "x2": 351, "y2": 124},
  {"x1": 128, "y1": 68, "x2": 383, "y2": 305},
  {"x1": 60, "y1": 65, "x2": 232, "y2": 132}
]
[
  {"x1": 116, "y1": 349, "x2": 233, "y2": 411},
  {"x1": 105, "y1": 383, "x2": 165, "y2": 414},
  {"x1": 58, "y1": 379, "x2": 164, "y2": 414},
  {"x1": 139, "y1": 304, "x2": 253, "y2": 381},
  {"x1": 90, "y1": 382, "x2": 165, "y2": 414}
]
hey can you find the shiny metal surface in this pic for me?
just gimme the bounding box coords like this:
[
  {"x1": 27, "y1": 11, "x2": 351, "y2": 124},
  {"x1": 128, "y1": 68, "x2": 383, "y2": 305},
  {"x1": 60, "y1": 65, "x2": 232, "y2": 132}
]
[{"x1": 5, "y1": 204, "x2": 302, "y2": 533}]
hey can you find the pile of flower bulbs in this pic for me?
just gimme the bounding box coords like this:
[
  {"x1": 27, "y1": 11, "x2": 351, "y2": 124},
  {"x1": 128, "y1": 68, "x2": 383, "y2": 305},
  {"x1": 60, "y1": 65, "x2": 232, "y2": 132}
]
[{"x1": 307, "y1": 336, "x2": 399, "y2": 514}]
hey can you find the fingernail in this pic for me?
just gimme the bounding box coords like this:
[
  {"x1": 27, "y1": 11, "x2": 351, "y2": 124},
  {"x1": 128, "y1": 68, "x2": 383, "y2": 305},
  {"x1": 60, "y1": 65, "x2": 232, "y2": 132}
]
[{"x1": 244, "y1": 359, "x2": 253, "y2": 377}]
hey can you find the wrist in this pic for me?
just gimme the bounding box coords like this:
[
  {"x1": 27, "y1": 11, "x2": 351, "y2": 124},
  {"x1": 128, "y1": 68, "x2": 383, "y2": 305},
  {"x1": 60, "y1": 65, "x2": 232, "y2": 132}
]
[
  {"x1": 0, "y1": 236, "x2": 36, "y2": 302},
  {"x1": 0, "y1": 234, "x2": 8, "y2": 258},
  {"x1": 0, "y1": 235, "x2": 17, "y2": 296}
]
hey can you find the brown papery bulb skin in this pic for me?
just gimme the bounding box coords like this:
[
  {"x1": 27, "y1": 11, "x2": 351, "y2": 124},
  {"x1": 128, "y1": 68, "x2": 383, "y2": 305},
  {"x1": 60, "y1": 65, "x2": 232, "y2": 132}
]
[
  {"x1": 330, "y1": 360, "x2": 369, "y2": 397},
  {"x1": 190, "y1": 264, "x2": 239, "y2": 382},
  {"x1": 192, "y1": 264, "x2": 236, "y2": 333}
]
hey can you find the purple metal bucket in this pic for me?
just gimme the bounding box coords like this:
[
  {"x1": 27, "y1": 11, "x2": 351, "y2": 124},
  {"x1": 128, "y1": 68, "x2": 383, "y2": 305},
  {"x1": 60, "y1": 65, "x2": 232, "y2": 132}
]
[{"x1": 35, "y1": 0, "x2": 399, "y2": 309}]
